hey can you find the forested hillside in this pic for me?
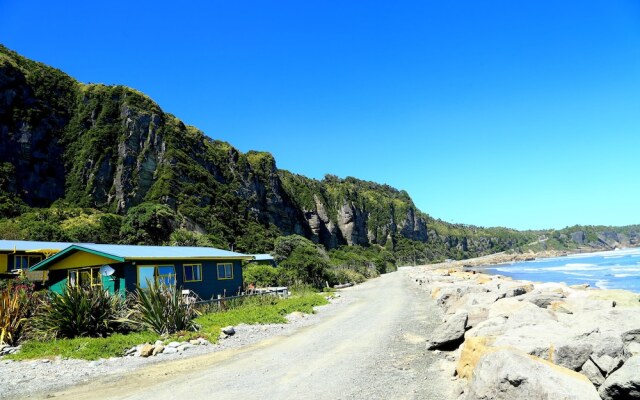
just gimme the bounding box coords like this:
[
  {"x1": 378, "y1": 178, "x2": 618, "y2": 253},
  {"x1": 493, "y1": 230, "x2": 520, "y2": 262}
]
[{"x1": 0, "y1": 44, "x2": 637, "y2": 267}]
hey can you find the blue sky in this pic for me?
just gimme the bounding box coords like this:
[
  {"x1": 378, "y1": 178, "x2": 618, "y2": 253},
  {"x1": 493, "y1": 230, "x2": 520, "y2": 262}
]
[{"x1": 1, "y1": 1, "x2": 639, "y2": 230}]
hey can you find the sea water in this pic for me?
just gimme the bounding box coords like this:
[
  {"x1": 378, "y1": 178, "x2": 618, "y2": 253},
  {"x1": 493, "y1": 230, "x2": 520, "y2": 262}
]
[{"x1": 480, "y1": 247, "x2": 640, "y2": 293}]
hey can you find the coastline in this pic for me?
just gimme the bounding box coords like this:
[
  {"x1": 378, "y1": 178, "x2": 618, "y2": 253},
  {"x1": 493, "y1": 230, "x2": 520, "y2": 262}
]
[
  {"x1": 408, "y1": 263, "x2": 640, "y2": 399},
  {"x1": 431, "y1": 248, "x2": 607, "y2": 270}
]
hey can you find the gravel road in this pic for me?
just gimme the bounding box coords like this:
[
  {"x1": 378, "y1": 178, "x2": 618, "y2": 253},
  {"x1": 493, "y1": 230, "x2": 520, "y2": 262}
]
[{"x1": 5, "y1": 269, "x2": 457, "y2": 400}]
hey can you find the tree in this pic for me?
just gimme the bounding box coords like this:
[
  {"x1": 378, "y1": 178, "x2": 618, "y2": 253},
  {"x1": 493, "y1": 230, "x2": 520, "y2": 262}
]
[
  {"x1": 119, "y1": 203, "x2": 178, "y2": 245},
  {"x1": 169, "y1": 229, "x2": 213, "y2": 247}
]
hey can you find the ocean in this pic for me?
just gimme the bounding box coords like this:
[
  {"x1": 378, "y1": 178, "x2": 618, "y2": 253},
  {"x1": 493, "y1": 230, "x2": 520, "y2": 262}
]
[{"x1": 479, "y1": 247, "x2": 640, "y2": 293}]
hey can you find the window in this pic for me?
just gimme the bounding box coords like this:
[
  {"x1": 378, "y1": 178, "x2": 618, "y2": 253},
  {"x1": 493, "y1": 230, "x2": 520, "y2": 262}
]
[
  {"x1": 157, "y1": 265, "x2": 176, "y2": 286},
  {"x1": 137, "y1": 265, "x2": 176, "y2": 289},
  {"x1": 217, "y1": 263, "x2": 233, "y2": 280},
  {"x1": 13, "y1": 255, "x2": 42, "y2": 270},
  {"x1": 183, "y1": 264, "x2": 202, "y2": 282},
  {"x1": 138, "y1": 266, "x2": 155, "y2": 289},
  {"x1": 67, "y1": 267, "x2": 103, "y2": 287}
]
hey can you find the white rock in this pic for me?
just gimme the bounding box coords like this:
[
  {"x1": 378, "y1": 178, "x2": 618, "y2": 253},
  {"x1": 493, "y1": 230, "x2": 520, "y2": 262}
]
[
  {"x1": 599, "y1": 355, "x2": 640, "y2": 399},
  {"x1": 463, "y1": 349, "x2": 600, "y2": 400}
]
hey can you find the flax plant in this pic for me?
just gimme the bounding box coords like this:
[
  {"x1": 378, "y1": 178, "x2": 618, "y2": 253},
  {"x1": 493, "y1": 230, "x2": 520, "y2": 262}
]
[{"x1": 130, "y1": 282, "x2": 199, "y2": 335}]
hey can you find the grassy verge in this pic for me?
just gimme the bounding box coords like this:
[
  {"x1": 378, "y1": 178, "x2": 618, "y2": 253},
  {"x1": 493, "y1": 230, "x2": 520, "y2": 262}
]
[
  {"x1": 195, "y1": 292, "x2": 328, "y2": 341},
  {"x1": 6, "y1": 331, "x2": 158, "y2": 361},
  {"x1": 6, "y1": 292, "x2": 329, "y2": 361}
]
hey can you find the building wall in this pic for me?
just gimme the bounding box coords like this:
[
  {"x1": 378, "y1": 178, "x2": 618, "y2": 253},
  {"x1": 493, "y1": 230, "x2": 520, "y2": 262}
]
[
  {"x1": 48, "y1": 264, "x2": 128, "y2": 296},
  {"x1": 48, "y1": 252, "x2": 116, "y2": 270},
  {"x1": 127, "y1": 259, "x2": 244, "y2": 299},
  {"x1": 0, "y1": 254, "x2": 7, "y2": 273},
  {"x1": 44, "y1": 257, "x2": 244, "y2": 299}
]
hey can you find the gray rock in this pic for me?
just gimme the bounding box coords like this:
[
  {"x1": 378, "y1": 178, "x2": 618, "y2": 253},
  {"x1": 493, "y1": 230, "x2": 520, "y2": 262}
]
[
  {"x1": 505, "y1": 286, "x2": 528, "y2": 298},
  {"x1": 177, "y1": 344, "x2": 194, "y2": 352},
  {"x1": 427, "y1": 312, "x2": 468, "y2": 350},
  {"x1": 523, "y1": 292, "x2": 565, "y2": 308},
  {"x1": 163, "y1": 346, "x2": 178, "y2": 354},
  {"x1": 139, "y1": 344, "x2": 154, "y2": 358},
  {"x1": 554, "y1": 341, "x2": 593, "y2": 371},
  {"x1": 599, "y1": 355, "x2": 640, "y2": 399},
  {"x1": 124, "y1": 347, "x2": 137, "y2": 356},
  {"x1": 152, "y1": 344, "x2": 164, "y2": 356},
  {"x1": 463, "y1": 349, "x2": 600, "y2": 400},
  {"x1": 626, "y1": 342, "x2": 640, "y2": 356},
  {"x1": 166, "y1": 341, "x2": 181, "y2": 348},
  {"x1": 222, "y1": 326, "x2": 236, "y2": 336},
  {"x1": 592, "y1": 355, "x2": 624, "y2": 377},
  {"x1": 623, "y1": 328, "x2": 640, "y2": 344},
  {"x1": 581, "y1": 358, "x2": 605, "y2": 386}
]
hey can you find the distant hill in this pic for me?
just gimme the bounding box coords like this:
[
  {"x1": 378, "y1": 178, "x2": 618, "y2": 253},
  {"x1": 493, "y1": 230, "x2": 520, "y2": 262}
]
[{"x1": 0, "y1": 44, "x2": 637, "y2": 263}]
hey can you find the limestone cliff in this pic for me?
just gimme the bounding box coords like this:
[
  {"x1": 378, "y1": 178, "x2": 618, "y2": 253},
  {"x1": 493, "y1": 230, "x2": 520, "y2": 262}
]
[{"x1": 0, "y1": 44, "x2": 636, "y2": 258}]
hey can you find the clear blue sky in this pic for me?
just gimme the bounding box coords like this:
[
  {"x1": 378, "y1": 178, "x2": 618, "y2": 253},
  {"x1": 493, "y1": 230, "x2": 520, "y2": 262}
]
[{"x1": 2, "y1": 1, "x2": 639, "y2": 230}]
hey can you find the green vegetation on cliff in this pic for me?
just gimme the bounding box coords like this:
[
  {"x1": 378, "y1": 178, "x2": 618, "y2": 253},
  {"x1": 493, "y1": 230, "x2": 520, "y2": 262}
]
[{"x1": 1, "y1": 44, "x2": 638, "y2": 274}]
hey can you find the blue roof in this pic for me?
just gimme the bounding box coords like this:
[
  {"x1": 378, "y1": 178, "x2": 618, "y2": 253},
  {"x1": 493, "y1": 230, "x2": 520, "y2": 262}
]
[
  {"x1": 30, "y1": 242, "x2": 253, "y2": 271},
  {"x1": 77, "y1": 243, "x2": 250, "y2": 259},
  {"x1": 251, "y1": 254, "x2": 275, "y2": 261},
  {"x1": 0, "y1": 240, "x2": 88, "y2": 252}
]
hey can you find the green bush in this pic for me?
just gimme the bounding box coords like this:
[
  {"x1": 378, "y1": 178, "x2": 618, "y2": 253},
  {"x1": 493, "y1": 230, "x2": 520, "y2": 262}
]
[
  {"x1": 243, "y1": 264, "x2": 279, "y2": 288},
  {"x1": 329, "y1": 268, "x2": 366, "y2": 285},
  {"x1": 130, "y1": 283, "x2": 199, "y2": 335},
  {"x1": 31, "y1": 285, "x2": 128, "y2": 339}
]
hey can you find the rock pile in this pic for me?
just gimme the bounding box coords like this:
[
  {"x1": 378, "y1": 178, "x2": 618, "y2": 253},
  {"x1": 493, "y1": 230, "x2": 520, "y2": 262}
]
[
  {"x1": 0, "y1": 344, "x2": 21, "y2": 356},
  {"x1": 125, "y1": 338, "x2": 210, "y2": 358},
  {"x1": 411, "y1": 267, "x2": 640, "y2": 400}
]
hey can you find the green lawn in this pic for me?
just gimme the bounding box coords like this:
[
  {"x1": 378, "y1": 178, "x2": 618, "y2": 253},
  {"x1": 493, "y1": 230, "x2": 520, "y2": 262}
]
[{"x1": 6, "y1": 292, "x2": 329, "y2": 361}]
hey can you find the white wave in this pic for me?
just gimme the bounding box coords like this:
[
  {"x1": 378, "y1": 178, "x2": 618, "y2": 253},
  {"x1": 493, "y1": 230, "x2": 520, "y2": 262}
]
[
  {"x1": 611, "y1": 267, "x2": 640, "y2": 272},
  {"x1": 546, "y1": 263, "x2": 606, "y2": 272},
  {"x1": 563, "y1": 272, "x2": 596, "y2": 277},
  {"x1": 595, "y1": 280, "x2": 610, "y2": 289},
  {"x1": 613, "y1": 274, "x2": 640, "y2": 278},
  {"x1": 494, "y1": 267, "x2": 542, "y2": 273}
]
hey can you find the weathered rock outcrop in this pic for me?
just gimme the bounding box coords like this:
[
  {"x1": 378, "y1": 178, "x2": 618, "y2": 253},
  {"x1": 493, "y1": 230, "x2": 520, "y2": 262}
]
[
  {"x1": 410, "y1": 265, "x2": 640, "y2": 399},
  {"x1": 1, "y1": 44, "x2": 638, "y2": 255},
  {"x1": 463, "y1": 349, "x2": 600, "y2": 400},
  {"x1": 599, "y1": 355, "x2": 640, "y2": 400}
]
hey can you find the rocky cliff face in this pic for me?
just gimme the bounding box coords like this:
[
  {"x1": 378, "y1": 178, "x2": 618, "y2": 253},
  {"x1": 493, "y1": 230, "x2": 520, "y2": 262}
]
[{"x1": 0, "y1": 45, "x2": 635, "y2": 257}]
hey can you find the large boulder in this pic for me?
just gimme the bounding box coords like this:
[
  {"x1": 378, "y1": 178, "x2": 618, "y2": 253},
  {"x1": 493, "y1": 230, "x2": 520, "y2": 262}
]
[
  {"x1": 522, "y1": 291, "x2": 565, "y2": 308},
  {"x1": 463, "y1": 349, "x2": 600, "y2": 400},
  {"x1": 581, "y1": 358, "x2": 605, "y2": 386},
  {"x1": 599, "y1": 355, "x2": 640, "y2": 399},
  {"x1": 427, "y1": 311, "x2": 468, "y2": 350}
]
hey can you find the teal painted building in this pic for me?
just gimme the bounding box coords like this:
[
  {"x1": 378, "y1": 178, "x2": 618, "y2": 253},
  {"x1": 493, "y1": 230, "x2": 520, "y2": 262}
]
[{"x1": 30, "y1": 243, "x2": 253, "y2": 299}]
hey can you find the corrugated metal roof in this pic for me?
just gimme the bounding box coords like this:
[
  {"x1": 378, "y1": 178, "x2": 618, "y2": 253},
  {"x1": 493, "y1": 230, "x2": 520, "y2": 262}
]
[
  {"x1": 78, "y1": 243, "x2": 250, "y2": 259},
  {"x1": 0, "y1": 240, "x2": 86, "y2": 252},
  {"x1": 251, "y1": 254, "x2": 275, "y2": 261}
]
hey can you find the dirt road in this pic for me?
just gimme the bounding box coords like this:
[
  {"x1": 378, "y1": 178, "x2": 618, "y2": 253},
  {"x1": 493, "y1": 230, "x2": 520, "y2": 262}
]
[{"x1": 48, "y1": 269, "x2": 454, "y2": 400}]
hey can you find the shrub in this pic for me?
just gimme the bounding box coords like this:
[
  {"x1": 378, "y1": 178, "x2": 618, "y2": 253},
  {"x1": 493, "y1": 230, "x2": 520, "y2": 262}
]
[
  {"x1": 329, "y1": 268, "x2": 366, "y2": 285},
  {"x1": 31, "y1": 285, "x2": 128, "y2": 339},
  {"x1": 0, "y1": 280, "x2": 35, "y2": 345},
  {"x1": 243, "y1": 264, "x2": 279, "y2": 288},
  {"x1": 130, "y1": 283, "x2": 199, "y2": 335}
]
